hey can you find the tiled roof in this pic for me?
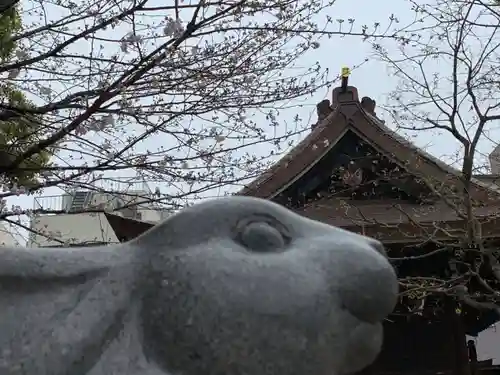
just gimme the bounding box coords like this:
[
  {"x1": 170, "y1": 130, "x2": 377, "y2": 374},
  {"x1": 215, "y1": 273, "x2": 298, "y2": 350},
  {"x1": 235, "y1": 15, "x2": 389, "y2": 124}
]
[
  {"x1": 237, "y1": 85, "x2": 500, "y2": 202},
  {"x1": 363, "y1": 111, "x2": 500, "y2": 195}
]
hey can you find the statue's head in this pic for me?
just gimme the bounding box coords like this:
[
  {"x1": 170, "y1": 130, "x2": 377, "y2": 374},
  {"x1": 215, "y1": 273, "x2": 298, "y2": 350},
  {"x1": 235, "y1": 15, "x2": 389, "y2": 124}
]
[{"x1": 138, "y1": 196, "x2": 398, "y2": 375}]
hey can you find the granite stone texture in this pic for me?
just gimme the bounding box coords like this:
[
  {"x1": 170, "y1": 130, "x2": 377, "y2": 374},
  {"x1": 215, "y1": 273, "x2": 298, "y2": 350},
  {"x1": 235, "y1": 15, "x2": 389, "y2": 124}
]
[{"x1": 0, "y1": 196, "x2": 398, "y2": 375}]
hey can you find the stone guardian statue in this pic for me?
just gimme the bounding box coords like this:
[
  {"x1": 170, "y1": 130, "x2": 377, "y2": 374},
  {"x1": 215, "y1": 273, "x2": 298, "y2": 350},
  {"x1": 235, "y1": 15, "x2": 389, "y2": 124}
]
[{"x1": 0, "y1": 196, "x2": 398, "y2": 375}]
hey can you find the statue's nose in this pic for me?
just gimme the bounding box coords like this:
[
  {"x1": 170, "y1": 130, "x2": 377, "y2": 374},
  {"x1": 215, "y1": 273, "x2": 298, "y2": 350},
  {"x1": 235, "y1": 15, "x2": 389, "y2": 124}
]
[{"x1": 330, "y1": 239, "x2": 398, "y2": 324}]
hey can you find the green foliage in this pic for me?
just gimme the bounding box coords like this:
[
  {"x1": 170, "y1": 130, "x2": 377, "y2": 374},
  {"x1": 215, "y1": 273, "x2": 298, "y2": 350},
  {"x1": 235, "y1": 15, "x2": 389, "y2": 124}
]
[
  {"x1": 0, "y1": 5, "x2": 21, "y2": 61},
  {"x1": 0, "y1": 5, "x2": 53, "y2": 188},
  {"x1": 0, "y1": 84, "x2": 52, "y2": 187}
]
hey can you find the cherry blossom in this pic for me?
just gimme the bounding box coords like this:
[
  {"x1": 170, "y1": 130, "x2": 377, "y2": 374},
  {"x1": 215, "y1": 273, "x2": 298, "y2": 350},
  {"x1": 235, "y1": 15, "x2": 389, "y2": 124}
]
[
  {"x1": 163, "y1": 18, "x2": 184, "y2": 37},
  {"x1": 15, "y1": 50, "x2": 29, "y2": 60},
  {"x1": 0, "y1": 0, "x2": 405, "y2": 247}
]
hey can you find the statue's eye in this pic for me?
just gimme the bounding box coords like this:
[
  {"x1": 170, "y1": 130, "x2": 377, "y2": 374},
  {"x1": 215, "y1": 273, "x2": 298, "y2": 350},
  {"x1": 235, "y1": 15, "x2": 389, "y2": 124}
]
[{"x1": 236, "y1": 220, "x2": 290, "y2": 253}]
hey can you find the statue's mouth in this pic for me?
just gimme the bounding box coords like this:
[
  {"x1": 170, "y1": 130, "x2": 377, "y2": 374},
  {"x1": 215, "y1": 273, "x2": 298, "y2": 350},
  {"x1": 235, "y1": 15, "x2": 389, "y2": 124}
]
[{"x1": 339, "y1": 320, "x2": 384, "y2": 375}]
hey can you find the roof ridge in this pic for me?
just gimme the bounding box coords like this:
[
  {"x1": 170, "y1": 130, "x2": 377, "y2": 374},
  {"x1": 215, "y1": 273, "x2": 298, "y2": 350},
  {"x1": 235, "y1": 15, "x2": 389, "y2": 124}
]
[
  {"x1": 238, "y1": 87, "x2": 500, "y2": 201},
  {"x1": 238, "y1": 103, "x2": 340, "y2": 195}
]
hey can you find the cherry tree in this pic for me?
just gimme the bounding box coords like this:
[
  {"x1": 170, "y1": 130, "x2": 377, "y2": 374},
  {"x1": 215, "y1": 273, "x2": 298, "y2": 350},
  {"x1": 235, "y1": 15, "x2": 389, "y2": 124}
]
[
  {"x1": 369, "y1": 0, "x2": 500, "y2": 317},
  {"x1": 0, "y1": 0, "x2": 406, "y2": 244}
]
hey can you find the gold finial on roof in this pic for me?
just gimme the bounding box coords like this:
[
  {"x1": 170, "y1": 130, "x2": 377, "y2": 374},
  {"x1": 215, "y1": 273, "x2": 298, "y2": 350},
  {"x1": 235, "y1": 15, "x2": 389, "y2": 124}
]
[{"x1": 341, "y1": 66, "x2": 351, "y2": 78}]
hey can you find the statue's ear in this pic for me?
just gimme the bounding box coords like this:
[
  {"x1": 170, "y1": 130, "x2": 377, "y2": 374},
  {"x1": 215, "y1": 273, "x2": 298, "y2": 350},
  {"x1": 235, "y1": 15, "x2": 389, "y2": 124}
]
[
  {"x1": 0, "y1": 243, "x2": 137, "y2": 375},
  {"x1": 0, "y1": 244, "x2": 128, "y2": 279}
]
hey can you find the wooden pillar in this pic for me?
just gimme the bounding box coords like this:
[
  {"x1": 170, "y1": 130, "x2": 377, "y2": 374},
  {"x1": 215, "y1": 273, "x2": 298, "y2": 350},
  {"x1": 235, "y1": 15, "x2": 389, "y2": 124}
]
[
  {"x1": 467, "y1": 340, "x2": 478, "y2": 375},
  {"x1": 447, "y1": 298, "x2": 471, "y2": 375}
]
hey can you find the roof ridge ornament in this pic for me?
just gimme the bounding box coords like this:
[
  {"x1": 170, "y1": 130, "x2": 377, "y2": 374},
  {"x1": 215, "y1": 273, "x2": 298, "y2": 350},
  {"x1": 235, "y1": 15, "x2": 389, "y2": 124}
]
[
  {"x1": 333, "y1": 67, "x2": 359, "y2": 104},
  {"x1": 341, "y1": 66, "x2": 351, "y2": 92},
  {"x1": 313, "y1": 99, "x2": 333, "y2": 129},
  {"x1": 361, "y1": 96, "x2": 377, "y2": 116}
]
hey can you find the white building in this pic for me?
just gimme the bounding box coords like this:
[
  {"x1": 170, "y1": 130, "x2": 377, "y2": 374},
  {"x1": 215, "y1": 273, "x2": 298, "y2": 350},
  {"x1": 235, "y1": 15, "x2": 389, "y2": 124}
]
[{"x1": 29, "y1": 181, "x2": 170, "y2": 247}]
